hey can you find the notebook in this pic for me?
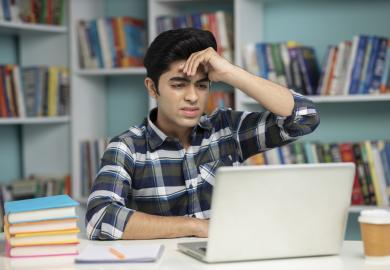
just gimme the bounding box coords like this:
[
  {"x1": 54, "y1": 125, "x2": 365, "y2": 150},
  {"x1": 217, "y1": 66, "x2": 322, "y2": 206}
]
[{"x1": 75, "y1": 244, "x2": 164, "y2": 263}]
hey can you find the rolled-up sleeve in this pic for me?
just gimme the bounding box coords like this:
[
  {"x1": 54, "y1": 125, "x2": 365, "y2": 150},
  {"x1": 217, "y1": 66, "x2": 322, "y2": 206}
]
[
  {"x1": 85, "y1": 137, "x2": 135, "y2": 240},
  {"x1": 225, "y1": 90, "x2": 320, "y2": 161}
]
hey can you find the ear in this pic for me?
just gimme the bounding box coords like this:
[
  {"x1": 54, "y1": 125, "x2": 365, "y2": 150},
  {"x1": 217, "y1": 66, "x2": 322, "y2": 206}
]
[{"x1": 144, "y1": 77, "x2": 158, "y2": 99}]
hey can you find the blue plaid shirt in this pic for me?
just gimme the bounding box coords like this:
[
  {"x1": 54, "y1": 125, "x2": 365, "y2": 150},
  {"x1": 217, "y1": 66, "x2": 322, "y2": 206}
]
[{"x1": 86, "y1": 91, "x2": 320, "y2": 240}]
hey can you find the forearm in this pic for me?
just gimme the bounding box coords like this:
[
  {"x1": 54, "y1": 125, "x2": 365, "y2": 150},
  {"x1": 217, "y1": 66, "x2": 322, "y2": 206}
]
[
  {"x1": 122, "y1": 211, "x2": 207, "y2": 240},
  {"x1": 223, "y1": 65, "x2": 294, "y2": 117}
]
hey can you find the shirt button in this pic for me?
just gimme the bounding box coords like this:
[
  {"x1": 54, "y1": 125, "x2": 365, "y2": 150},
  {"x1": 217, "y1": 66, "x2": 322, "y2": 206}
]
[
  {"x1": 192, "y1": 214, "x2": 196, "y2": 218},
  {"x1": 189, "y1": 184, "x2": 193, "y2": 189}
]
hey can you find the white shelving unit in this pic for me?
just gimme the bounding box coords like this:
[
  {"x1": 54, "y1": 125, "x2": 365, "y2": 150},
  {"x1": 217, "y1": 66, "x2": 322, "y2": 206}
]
[
  {"x1": 0, "y1": 21, "x2": 67, "y2": 34},
  {"x1": 69, "y1": 0, "x2": 390, "y2": 211},
  {"x1": 0, "y1": 7, "x2": 70, "y2": 181},
  {"x1": 0, "y1": 116, "x2": 70, "y2": 125}
]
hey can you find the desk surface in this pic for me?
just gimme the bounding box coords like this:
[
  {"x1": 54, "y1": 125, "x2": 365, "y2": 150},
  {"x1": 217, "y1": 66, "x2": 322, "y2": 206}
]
[{"x1": 1, "y1": 236, "x2": 389, "y2": 270}]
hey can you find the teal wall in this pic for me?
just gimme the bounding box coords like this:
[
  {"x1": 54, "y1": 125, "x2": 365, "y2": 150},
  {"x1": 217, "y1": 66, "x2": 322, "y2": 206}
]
[{"x1": 0, "y1": 34, "x2": 21, "y2": 183}]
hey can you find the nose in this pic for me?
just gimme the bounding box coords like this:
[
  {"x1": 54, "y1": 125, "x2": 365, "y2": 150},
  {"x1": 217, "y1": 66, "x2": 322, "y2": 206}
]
[{"x1": 184, "y1": 85, "x2": 198, "y2": 103}]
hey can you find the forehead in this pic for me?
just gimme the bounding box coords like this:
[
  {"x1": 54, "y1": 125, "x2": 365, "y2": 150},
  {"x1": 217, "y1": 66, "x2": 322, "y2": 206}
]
[{"x1": 165, "y1": 60, "x2": 207, "y2": 76}]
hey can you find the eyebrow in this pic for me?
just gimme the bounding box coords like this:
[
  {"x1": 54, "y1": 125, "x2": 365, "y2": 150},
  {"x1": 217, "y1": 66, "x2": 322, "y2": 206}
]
[{"x1": 169, "y1": 76, "x2": 209, "y2": 83}]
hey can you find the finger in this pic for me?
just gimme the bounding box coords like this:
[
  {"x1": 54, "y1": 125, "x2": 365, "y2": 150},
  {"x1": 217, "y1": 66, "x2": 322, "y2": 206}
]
[
  {"x1": 190, "y1": 54, "x2": 205, "y2": 76},
  {"x1": 186, "y1": 51, "x2": 201, "y2": 76},
  {"x1": 184, "y1": 51, "x2": 199, "y2": 75}
]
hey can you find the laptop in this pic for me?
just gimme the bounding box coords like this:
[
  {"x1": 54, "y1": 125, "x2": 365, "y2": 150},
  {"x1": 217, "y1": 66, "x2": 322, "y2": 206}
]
[{"x1": 178, "y1": 162, "x2": 355, "y2": 263}]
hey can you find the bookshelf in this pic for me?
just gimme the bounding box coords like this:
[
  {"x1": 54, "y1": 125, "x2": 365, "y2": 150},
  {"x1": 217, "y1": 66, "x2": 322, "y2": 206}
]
[
  {"x1": 67, "y1": 1, "x2": 390, "y2": 241},
  {"x1": 0, "y1": 3, "x2": 70, "y2": 186}
]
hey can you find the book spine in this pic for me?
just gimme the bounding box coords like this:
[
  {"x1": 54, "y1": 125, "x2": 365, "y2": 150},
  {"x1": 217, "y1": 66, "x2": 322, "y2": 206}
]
[
  {"x1": 349, "y1": 35, "x2": 367, "y2": 94},
  {"x1": 369, "y1": 37, "x2": 388, "y2": 93},
  {"x1": 358, "y1": 36, "x2": 373, "y2": 93},
  {"x1": 380, "y1": 39, "x2": 390, "y2": 93},
  {"x1": 342, "y1": 36, "x2": 359, "y2": 95}
]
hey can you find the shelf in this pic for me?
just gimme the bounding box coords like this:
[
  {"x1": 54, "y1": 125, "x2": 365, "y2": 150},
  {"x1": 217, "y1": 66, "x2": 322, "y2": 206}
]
[
  {"x1": 0, "y1": 20, "x2": 67, "y2": 34},
  {"x1": 0, "y1": 116, "x2": 70, "y2": 125},
  {"x1": 76, "y1": 67, "x2": 147, "y2": 76},
  {"x1": 349, "y1": 205, "x2": 390, "y2": 213},
  {"x1": 242, "y1": 94, "x2": 390, "y2": 104}
]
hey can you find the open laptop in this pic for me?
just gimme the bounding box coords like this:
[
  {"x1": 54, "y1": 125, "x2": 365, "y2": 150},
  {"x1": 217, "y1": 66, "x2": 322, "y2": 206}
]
[{"x1": 178, "y1": 162, "x2": 355, "y2": 263}]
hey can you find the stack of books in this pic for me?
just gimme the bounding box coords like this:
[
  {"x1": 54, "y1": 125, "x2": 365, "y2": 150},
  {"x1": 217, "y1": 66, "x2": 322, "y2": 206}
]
[{"x1": 4, "y1": 195, "x2": 80, "y2": 258}]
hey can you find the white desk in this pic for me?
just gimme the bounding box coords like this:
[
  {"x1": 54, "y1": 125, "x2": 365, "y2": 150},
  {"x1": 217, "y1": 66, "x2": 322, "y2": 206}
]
[{"x1": 1, "y1": 235, "x2": 389, "y2": 270}]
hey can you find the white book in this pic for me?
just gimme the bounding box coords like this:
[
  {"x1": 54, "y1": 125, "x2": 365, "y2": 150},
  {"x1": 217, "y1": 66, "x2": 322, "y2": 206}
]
[
  {"x1": 243, "y1": 43, "x2": 260, "y2": 76},
  {"x1": 342, "y1": 35, "x2": 359, "y2": 95},
  {"x1": 8, "y1": 206, "x2": 77, "y2": 224},
  {"x1": 280, "y1": 43, "x2": 293, "y2": 88},
  {"x1": 97, "y1": 18, "x2": 113, "y2": 69},
  {"x1": 330, "y1": 41, "x2": 352, "y2": 95},
  {"x1": 77, "y1": 21, "x2": 94, "y2": 69},
  {"x1": 216, "y1": 11, "x2": 233, "y2": 62},
  {"x1": 12, "y1": 66, "x2": 26, "y2": 117}
]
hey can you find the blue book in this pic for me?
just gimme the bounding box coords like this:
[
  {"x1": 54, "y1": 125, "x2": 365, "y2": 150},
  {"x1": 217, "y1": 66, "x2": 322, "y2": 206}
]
[
  {"x1": 361, "y1": 36, "x2": 380, "y2": 94},
  {"x1": 349, "y1": 35, "x2": 368, "y2": 94},
  {"x1": 370, "y1": 37, "x2": 388, "y2": 93},
  {"x1": 5, "y1": 195, "x2": 79, "y2": 214},
  {"x1": 89, "y1": 20, "x2": 104, "y2": 68},
  {"x1": 255, "y1": 43, "x2": 268, "y2": 78}
]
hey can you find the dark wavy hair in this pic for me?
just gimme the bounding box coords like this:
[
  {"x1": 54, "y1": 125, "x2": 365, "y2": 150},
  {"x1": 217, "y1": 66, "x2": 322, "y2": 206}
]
[{"x1": 144, "y1": 28, "x2": 217, "y2": 93}]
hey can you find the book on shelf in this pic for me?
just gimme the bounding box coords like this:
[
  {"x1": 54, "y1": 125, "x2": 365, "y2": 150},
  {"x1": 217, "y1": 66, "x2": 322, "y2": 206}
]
[
  {"x1": 80, "y1": 138, "x2": 110, "y2": 198},
  {"x1": 7, "y1": 174, "x2": 71, "y2": 200},
  {"x1": 243, "y1": 41, "x2": 320, "y2": 96},
  {"x1": 77, "y1": 16, "x2": 146, "y2": 69},
  {"x1": 0, "y1": 65, "x2": 70, "y2": 118},
  {"x1": 318, "y1": 34, "x2": 390, "y2": 96},
  {"x1": 4, "y1": 194, "x2": 80, "y2": 258},
  {"x1": 206, "y1": 90, "x2": 234, "y2": 115},
  {"x1": 245, "y1": 140, "x2": 390, "y2": 207},
  {"x1": 0, "y1": 0, "x2": 65, "y2": 25},
  {"x1": 156, "y1": 11, "x2": 234, "y2": 62}
]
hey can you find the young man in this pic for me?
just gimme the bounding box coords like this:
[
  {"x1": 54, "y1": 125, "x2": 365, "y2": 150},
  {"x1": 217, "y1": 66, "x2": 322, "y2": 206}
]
[{"x1": 86, "y1": 28, "x2": 320, "y2": 240}]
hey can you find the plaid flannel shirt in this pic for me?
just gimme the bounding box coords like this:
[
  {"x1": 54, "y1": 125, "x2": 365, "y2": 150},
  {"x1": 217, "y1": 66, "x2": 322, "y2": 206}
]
[{"x1": 86, "y1": 91, "x2": 320, "y2": 240}]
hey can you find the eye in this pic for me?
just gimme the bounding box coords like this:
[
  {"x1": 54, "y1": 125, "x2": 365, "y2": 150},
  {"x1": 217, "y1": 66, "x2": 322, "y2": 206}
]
[
  {"x1": 171, "y1": 83, "x2": 185, "y2": 89},
  {"x1": 197, "y1": 84, "x2": 209, "y2": 90}
]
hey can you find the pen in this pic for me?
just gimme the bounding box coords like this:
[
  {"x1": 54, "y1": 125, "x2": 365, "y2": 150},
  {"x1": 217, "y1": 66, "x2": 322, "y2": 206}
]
[{"x1": 109, "y1": 247, "x2": 126, "y2": 260}]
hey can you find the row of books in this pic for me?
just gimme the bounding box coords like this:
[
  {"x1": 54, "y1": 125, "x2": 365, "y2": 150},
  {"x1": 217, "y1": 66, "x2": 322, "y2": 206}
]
[
  {"x1": 80, "y1": 138, "x2": 110, "y2": 198},
  {"x1": 246, "y1": 141, "x2": 390, "y2": 207},
  {"x1": 244, "y1": 42, "x2": 320, "y2": 96},
  {"x1": 206, "y1": 90, "x2": 234, "y2": 115},
  {"x1": 318, "y1": 35, "x2": 390, "y2": 96},
  {"x1": 4, "y1": 195, "x2": 79, "y2": 258},
  {"x1": 77, "y1": 17, "x2": 146, "y2": 69},
  {"x1": 0, "y1": 0, "x2": 65, "y2": 25},
  {"x1": 0, "y1": 65, "x2": 69, "y2": 118},
  {"x1": 156, "y1": 11, "x2": 234, "y2": 62},
  {"x1": 2, "y1": 174, "x2": 71, "y2": 200}
]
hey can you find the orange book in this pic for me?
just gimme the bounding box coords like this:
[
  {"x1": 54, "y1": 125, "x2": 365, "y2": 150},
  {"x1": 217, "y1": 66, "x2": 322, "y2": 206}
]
[
  {"x1": 5, "y1": 218, "x2": 78, "y2": 235},
  {"x1": 116, "y1": 17, "x2": 129, "y2": 67},
  {"x1": 0, "y1": 66, "x2": 8, "y2": 117}
]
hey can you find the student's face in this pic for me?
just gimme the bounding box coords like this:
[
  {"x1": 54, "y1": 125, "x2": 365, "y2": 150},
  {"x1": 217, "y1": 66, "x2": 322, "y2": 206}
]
[{"x1": 154, "y1": 60, "x2": 210, "y2": 131}]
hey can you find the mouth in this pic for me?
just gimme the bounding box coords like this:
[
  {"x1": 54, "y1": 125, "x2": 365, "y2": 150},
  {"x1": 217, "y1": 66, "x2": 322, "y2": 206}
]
[{"x1": 180, "y1": 107, "x2": 200, "y2": 118}]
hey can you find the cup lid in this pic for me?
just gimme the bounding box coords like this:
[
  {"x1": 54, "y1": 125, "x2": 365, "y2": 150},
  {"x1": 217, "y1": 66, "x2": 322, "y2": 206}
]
[{"x1": 358, "y1": 209, "x2": 390, "y2": 224}]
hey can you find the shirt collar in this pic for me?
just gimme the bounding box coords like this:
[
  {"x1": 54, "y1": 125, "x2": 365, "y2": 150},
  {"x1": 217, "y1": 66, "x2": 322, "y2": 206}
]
[{"x1": 146, "y1": 108, "x2": 213, "y2": 151}]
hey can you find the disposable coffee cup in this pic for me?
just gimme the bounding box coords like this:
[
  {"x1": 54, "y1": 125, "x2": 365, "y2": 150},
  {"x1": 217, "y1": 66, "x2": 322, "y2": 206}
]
[{"x1": 358, "y1": 209, "x2": 390, "y2": 261}]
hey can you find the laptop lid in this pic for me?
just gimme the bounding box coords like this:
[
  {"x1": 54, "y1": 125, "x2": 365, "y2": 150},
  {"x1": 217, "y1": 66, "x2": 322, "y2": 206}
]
[{"x1": 205, "y1": 163, "x2": 355, "y2": 262}]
